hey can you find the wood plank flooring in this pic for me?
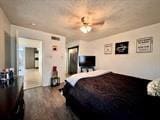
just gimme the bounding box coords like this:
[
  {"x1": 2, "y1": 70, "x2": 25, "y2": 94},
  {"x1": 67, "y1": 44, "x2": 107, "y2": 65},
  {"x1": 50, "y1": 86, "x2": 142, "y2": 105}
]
[
  {"x1": 24, "y1": 86, "x2": 79, "y2": 120},
  {"x1": 24, "y1": 69, "x2": 41, "y2": 90}
]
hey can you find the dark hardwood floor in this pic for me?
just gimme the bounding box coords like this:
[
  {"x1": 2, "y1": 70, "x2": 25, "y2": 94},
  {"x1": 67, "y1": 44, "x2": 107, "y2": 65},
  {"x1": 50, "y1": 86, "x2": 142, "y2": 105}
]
[{"x1": 24, "y1": 86, "x2": 79, "y2": 120}]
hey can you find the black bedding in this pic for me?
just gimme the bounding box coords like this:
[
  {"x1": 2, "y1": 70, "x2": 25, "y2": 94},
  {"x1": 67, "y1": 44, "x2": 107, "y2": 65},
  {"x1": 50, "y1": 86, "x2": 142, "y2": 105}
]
[{"x1": 63, "y1": 72, "x2": 159, "y2": 120}]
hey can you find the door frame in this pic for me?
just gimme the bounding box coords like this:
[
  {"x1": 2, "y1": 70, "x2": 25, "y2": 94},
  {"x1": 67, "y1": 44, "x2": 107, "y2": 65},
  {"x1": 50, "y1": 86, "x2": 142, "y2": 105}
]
[
  {"x1": 17, "y1": 37, "x2": 43, "y2": 87},
  {"x1": 68, "y1": 46, "x2": 79, "y2": 75}
]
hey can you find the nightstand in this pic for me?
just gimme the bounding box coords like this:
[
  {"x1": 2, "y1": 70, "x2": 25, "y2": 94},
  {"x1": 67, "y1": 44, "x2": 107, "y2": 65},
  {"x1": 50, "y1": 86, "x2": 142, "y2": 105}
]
[{"x1": 50, "y1": 77, "x2": 60, "y2": 87}]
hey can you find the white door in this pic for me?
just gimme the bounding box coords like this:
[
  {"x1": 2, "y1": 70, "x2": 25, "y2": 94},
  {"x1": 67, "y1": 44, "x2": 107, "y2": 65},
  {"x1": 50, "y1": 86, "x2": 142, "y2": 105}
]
[{"x1": 16, "y1": 36, "x2": 25, "y2": 76}]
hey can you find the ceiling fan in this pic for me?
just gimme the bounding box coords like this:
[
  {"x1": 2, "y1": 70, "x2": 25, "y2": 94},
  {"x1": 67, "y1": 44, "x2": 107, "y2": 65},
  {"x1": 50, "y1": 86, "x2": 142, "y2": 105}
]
[
  {"x1": 68, "y1": 15, "x2": 105, "y2": 33},
  {"x1": 80, "y1": 16, "x2": 105, "y2": 33}
]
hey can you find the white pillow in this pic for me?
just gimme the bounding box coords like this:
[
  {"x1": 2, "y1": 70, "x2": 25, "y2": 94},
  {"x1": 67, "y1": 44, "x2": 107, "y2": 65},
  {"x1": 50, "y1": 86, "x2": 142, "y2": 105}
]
[{"x1": 147, "y1": 78, "x2": 160, "y2": 96}]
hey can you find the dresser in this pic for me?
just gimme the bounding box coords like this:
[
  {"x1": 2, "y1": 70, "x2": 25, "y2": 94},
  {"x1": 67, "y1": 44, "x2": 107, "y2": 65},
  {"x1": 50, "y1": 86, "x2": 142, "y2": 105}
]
[{"x1": 0, "y1": 77, "x2": 24, "y2": 120}]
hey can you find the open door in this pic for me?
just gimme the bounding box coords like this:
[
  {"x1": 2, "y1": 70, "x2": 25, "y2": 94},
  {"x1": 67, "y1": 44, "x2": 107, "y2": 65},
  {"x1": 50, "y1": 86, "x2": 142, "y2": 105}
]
[
  {"x1": 68, "y1": 46, "x2": 79, "y2": 75},
  {"x1": 16, "y1": 36, "x2": 25, "y2": 77}
]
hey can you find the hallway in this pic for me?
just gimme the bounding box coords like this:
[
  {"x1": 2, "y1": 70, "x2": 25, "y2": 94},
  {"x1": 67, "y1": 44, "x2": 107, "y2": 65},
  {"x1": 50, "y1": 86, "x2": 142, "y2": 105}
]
[{"x1": 24, "y1": 69, "x2": 41, "y2": 90}]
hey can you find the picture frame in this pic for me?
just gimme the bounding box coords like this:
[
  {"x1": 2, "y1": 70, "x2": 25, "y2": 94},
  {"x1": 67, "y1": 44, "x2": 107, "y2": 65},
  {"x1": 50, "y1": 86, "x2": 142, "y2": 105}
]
[
  {"x1": 115, "y1": 41, "x2": 129, "y2": 54},
  {"x1": 136, "y1": 37, "x2": 153, "y2": 53},
  {"x1": 104, "y1": 43, "x2": 112, "y2": 54}
]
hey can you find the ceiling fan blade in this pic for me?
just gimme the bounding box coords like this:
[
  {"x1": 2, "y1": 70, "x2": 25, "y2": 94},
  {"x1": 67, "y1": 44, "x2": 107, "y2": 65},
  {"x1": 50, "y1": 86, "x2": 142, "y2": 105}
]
[
  {"x1": 70, "y1": 26, "x2": 80, "y2": 29},
  {"x1": 92, "y1": 21, "x2": 105, "y2": 26}
]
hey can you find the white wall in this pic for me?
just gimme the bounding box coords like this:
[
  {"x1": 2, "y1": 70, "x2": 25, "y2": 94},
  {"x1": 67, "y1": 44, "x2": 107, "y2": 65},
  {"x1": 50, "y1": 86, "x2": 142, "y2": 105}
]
[
  {"x1": 78, "y1": 23, "x2": 160, "y2": 80},
  {"x1": 18, "y1": 37, "x2": 41, "y2": 48},
  {"x1": 66, "y1": 40, "x2": 95, "y2": 56},
  {"x1": 79, "y1": 40, "x2": 95, "y2": 56},
  {"x1": 11, "y1": 25, "x2": 66, "y2": 86},
  {"x1": 66, "y1": 40, "x2": 80, "y2": 49},
  {"x1": 0, "y1": 7, "x2": 10, "y2": 69}
]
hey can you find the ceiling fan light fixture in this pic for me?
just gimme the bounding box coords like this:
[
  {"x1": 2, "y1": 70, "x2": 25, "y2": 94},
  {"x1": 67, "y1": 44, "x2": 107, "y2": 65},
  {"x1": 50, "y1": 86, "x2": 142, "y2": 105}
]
[{"x1": 80, "y1": 25, "x2": 92, "y2": 33}]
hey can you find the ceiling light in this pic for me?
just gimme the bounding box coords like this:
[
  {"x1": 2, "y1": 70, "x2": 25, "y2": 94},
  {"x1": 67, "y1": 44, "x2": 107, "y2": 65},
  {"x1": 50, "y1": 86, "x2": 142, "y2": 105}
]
[{"x1": 80, "y1": 25, "x2": 92, "y2": 33}]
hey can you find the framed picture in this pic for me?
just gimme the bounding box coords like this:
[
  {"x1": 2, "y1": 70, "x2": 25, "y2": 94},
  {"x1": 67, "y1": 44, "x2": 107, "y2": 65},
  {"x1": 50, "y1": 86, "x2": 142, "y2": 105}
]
[
  {"x1": 136, "y1": 37, "x2": 153, "y2": 53},
  {"x1": 115, "y1": 41, "x2": 129, "y2": 54},
  {"x1": 104, "y1": 44, "x2": 112, "y2": 54}
]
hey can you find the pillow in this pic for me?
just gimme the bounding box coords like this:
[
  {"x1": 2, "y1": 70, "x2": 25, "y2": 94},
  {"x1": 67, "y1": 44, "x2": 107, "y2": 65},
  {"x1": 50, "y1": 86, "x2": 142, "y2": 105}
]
[{"x1": 147, "y1": 78, "x2": 160, "y2": 96}]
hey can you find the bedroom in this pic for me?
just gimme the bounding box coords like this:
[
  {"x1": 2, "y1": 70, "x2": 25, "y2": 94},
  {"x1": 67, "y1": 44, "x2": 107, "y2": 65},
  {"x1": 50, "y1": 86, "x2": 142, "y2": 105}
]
[{"x1": 0, "y1": 0, "x2": 160, "y2": 120}]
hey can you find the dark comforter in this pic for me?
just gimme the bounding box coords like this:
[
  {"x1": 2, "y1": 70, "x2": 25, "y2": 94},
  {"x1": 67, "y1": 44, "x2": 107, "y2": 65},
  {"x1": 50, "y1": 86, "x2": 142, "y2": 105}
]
[{"x1": 63, "y1": 72, "x2": 156, "y2": 120}]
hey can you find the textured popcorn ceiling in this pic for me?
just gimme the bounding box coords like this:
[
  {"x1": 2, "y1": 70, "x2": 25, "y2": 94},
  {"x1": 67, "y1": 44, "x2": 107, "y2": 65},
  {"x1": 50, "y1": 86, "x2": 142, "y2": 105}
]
[{"x1": 0, "y1": 0, "x2": 160, "y2": 41}]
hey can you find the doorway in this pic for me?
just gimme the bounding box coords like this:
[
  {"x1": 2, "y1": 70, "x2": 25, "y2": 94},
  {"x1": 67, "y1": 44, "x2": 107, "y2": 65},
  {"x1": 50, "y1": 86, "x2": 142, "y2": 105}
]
[
  {"x1": 17, "y1": 37, "x2": 42, "y2": 89},
  {"x1": 68, "y1": 46, "x2": 79, "y2": 75}
]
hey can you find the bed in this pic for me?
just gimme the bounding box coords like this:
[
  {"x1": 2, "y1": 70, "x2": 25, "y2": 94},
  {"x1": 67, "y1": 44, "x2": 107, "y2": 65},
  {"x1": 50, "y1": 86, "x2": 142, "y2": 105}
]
[{"x1": 63, "y1": 71, "x2": 160, "y2": 120}]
